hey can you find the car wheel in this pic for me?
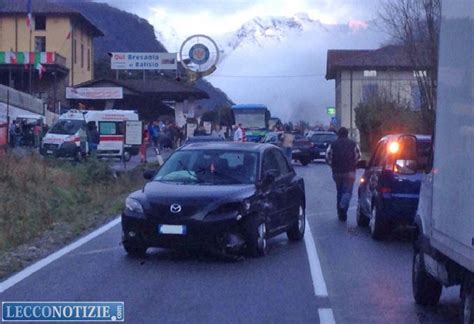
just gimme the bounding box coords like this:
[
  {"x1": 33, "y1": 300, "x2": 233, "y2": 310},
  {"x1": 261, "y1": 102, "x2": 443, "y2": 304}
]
[
  {"x1": 356, "y1": 204, "x2": 370, "y2": 227},
  {"x1": 246, "y1": 218, "x2": 267, "y2": 257},
  {"x1": 123, "y1": 242, "x2": 147, "y2": 257},
  {"x1": 287, "y1": 204, "x2": 305, "y2": 241},
  {"x1": 462, "y1": 284, "x2": 473, "y2": 324},
  {"x1": 369, "y1": 205, "x2": 390, "y2": 240},
  {"x1": 412, "y1": 250, "x2": 442, "y2": 305}
]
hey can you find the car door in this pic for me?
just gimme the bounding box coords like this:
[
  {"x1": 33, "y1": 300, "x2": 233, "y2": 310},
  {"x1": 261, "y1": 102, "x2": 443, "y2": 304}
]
[
  {"x1": 366, "y1": 141, "x2": 387, "y2": 212},
  {"x1": 261, "y1": 149, "x2": 285, "y2": 232},
  {"x1": 273, "y1": 148, "x2": 299, "y2": 224}
]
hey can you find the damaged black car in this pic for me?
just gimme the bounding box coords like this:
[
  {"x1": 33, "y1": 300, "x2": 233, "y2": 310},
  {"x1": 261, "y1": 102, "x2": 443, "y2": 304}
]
[{"x1": 121, "y1": 142, "x2": 306, "y2": 258}]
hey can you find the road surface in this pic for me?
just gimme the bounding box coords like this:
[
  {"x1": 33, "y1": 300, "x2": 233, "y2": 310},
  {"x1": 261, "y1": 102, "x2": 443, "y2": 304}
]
[{"x1": 0, "y1": 162, "x2": 461, "y2": 323}]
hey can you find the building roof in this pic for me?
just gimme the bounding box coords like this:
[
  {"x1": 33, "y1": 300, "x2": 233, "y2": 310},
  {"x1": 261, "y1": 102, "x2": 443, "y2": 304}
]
[
  {"x1": 0, "y1": 0, "x2": 103, "y2": 37},
  {"x1": 326, "y1": 45, "x2": 431, "y2": 79},
  {"x1": 74, "y1": 78, "x2": 210, "y2": 101}
]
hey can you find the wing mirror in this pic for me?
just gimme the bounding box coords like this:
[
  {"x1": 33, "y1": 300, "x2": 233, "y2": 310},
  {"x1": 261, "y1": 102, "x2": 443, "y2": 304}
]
[
  {"x1": 356, "y1": 160, "x2": 367, "y2": 169},
  {"x1": 143, "y1": 169, "x2": 157, "y2": 180},
  {"x1": 394, "y1": 159, "x2": 417, "y2": 175}
]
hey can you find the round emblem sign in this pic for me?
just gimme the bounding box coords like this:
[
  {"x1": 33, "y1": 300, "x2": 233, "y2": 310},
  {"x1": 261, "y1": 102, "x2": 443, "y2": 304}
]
[{"x1": 189, "y1": 44, "x2": 210, "y2": 65}]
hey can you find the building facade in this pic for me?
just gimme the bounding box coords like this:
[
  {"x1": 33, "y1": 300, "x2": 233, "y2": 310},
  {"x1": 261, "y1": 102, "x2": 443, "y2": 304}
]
[
  {"x1": 326, "y1": 45, "x2": 430, "y2": 141},
  {"x1": 0, "y1": 0, "x2": 102, "y2": 109}
]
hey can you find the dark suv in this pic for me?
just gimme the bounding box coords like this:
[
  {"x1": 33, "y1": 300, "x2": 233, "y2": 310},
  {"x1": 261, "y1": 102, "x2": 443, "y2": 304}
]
[
  {"x1": 307, "y1": 131, "x2": 337, "y2": 160},
  {"x1": 356, "y1": 134, "x2": 432, "y2": 240}
]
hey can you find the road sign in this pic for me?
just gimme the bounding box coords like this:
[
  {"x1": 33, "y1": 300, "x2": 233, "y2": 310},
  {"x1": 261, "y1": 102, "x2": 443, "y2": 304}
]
[
  {"x1": 327, "y1": 107, "x2": 336, "y2": 115},
  {"x1": 125, "y1": 121, "x2": 143, "y2": 145},
  {"x1": 330, "y1": 117, "x2": 337, "y2": 125},
  {"x1": 111, "y1": 52, "x2": 177, "y2": 70}
]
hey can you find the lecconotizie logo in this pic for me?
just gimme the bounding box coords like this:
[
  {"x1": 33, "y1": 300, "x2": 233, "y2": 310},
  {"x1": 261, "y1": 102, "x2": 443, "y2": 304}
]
[
  {"x1": 2, "y1": 302, "x2": 124, "y2": 322},
  {"x1": 170, "y1": 204, "x2": 182, "y2": 213}
]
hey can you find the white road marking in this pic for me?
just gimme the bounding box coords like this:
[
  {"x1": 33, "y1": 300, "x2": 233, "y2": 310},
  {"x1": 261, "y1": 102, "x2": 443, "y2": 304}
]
[
  {"x1": 318, "y1": 308, "x2": 336, "y2": 324},
  {"x1": 0, "y1": 217, "x2": 121, "y2": 294},
  {"x1": 304, "y1": 222, "x2": 328, "y2": 297}
]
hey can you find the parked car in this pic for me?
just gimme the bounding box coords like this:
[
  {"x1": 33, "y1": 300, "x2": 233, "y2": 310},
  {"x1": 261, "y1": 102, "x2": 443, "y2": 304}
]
[
  {"x1": 121, "y1": 142, "x2": 306, "y2": 257},
  {"x1": 263, "y1": 131, "x2": 314, "y2": 166},
  {"x1": 356, "y1": 134, "x2": 432, "y2": 240},
  {"x1": 307, "y1": 131, "x2": 337, "y2": 160}
]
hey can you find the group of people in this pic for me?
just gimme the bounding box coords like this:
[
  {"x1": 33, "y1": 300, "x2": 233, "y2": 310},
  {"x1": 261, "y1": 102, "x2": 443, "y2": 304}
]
[
  {"x1": 140, "y1": 120, "x2": 184, "y2": 163},
  {"x1": 8, "y1": 119, "x2": 46, "y2": 149}
]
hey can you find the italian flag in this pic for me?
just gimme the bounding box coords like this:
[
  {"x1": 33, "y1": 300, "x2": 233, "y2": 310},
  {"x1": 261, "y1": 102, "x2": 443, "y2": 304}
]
[
  {"x1": 36, "y1": 63, "x2": 46, "y2": 79},
  {"x1": 0, "y1": 52, "x2": 55, "y2": 64}
]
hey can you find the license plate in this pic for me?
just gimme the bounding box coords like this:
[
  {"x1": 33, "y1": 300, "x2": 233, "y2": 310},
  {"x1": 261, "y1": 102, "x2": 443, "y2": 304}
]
[
  {"x1": 158, "y1": 224, "x2": 186, "y2": 235},
  {"x1": 320, "y1": 152, "x2": 326, "y2": 156},
  {"x1": 292, "y1": 149, "x2": 301, "y2": 153},
  {"x1": 46, "y1": 150, "x2": 53, "y2": 154}
]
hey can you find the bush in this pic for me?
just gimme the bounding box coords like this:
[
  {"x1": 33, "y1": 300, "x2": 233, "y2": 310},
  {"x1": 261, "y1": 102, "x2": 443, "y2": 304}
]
[{"x1": 355, "y1": 93, "x2": 426, "y2": 153}]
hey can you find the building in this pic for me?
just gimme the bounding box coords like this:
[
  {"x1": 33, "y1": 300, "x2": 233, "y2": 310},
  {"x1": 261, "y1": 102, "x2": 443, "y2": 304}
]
[
  {"x1": 0, "y1": 0, "x2": 103, "y2": 109},
  {"x1": 326, "y1": 45, "x2": 431, "y2": 140}
]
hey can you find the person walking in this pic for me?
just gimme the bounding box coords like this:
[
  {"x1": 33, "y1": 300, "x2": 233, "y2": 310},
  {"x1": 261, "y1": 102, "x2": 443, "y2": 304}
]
[
  {"x1": 326, "y1": 127, "x2": 361, "y2": 222},
  {"x1": 88, "y1": 123, "x2": 100, "y2": 158},
  {"x1": 281, "y1": 125, "x2": 295, "y2": 161},
  {"x1": 33, "y1": 122, "x2": 42, "y2": 148},
  {"x1": 9, "y1": 121, "x2": 16, "y2": 148},
  {"x1": 233, "y1": 123, "x2": 245, "y2": 142}
]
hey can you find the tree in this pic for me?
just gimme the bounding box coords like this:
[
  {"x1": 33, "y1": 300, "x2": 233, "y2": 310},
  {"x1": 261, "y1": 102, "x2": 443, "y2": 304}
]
[{"x1": 379, "y1": 0, "x2": 441, "y2": 133}]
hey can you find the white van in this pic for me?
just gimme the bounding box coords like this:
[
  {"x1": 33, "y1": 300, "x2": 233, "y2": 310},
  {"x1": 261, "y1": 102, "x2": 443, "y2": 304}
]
[{"x1": 41, "y1": 109, "x2": 139, "y2": 161}]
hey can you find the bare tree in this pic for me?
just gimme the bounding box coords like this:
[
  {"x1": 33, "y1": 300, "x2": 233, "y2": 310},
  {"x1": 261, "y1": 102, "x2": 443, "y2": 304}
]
[{"x1": 379, "y1": 0, "x2": 441, "y2": 132}]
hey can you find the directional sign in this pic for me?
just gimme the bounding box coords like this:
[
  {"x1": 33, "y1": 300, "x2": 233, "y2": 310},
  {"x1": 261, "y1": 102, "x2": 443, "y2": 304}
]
[
  {"x1": 327, "y1": 107, "x2": 336, "y2": 116},
  {"x1": 111, "y1": 52, "x2": 177, "y2": 70},
  {"x1": 330, "y1": 117, "x2": 338, "y2": 125}
]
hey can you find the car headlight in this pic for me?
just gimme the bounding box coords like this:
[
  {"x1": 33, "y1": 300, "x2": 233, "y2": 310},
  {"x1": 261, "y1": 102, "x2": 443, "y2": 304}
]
[{"x1": 125, "y1": 197, "x2": 144, "y2": 214}]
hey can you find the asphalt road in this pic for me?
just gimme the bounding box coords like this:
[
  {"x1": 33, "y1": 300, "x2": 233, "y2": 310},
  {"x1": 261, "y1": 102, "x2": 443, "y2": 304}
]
[{"x1": 0, "y1": 162, "x2": 462, "y2": 323}]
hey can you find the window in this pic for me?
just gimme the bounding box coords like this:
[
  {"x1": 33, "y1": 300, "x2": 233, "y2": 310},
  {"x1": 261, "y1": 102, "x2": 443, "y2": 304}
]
[
  {"x1": 362, "y1": 84, "x2": 378, "y2": 102},
  {"x1": 34, "y1": 15, "x2": 46, "y2": 30},
  {"x1": 363, "y1": 70, "x2": 377, "y2": 77},
  {"x1": 87, "y1": 48, "x2": 91, "y2": 71},
  {"x1": 262, "y1": 150, "x2": 281, "y2": 178},
  {"x1": 370, "y1": 141, "x2": 386, "y2": 167},
  {"x1": 411, "y1": 84, "x2": 422, "y2": 111},
  {"x1": 73, "y1": 39, "x2": 77, "y2": 64},
  {"x1": 274, "y1": 149, "x2": 293, "y2": 176},
  {"x1": 99, "y1": 122, "x2": 118, "y2": 135},
  {"x1": 34, "y1": 36, "x2": 46, "y2": 52},
  {"x1": 413, "y1": 70, "x2": 427, "y2": 78},
  {"x1": 81, "y1": 44, "x2": 84, "y2": 68}
]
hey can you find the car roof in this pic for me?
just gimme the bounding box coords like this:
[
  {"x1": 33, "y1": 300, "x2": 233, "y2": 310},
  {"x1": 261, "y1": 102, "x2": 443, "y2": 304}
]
[
  {"x1": 180, "y1": 142, "x2": 273, "y2": 153},
  {"x1": 187, "y1": 136, "x2": 223, "y2": 141},
  {"x1": 379, "y1": 134, "x2": 432, "y2": 142}
]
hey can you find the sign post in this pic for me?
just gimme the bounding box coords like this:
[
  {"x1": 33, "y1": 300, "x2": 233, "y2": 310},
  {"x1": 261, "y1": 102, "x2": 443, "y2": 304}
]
[{"x1": 124, "y1": 120, "x2": 143, "y2": 169}]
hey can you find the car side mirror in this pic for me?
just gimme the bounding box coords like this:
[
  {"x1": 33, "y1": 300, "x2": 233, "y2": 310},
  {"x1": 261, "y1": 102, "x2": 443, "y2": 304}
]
[
  {"x1": 143, "y1": 169, "x2": 157, "y2": 180},
  {"x1": 394, "y1": 159, "x2": 417, "y2": 175},
  {"x1": 356, "y1": 160, "x2": 367, "y2": 169}
]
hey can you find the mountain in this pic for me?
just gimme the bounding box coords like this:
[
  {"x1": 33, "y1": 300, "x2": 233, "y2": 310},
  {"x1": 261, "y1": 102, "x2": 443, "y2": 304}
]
[
  {"x1": 58, "y1": 1, "x2": 232, "y2": 112},
  {"x1": 197, "y1": 14, "x2": 388, "y2": 124}
]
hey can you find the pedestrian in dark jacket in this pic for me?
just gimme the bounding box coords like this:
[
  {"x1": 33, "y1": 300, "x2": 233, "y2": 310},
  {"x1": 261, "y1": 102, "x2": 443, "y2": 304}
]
[
  {"x1": 326, "y1": 127, "x2": 361, "y2": 221},
  {"x1": 88, "y1": 123, "x2": 100, "y2": 158}
]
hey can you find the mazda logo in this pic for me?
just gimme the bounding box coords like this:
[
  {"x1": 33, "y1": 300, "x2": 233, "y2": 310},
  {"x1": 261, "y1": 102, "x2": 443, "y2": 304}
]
[{"x1": 170, "y1": 204, "x2": 182, "y2": 213}]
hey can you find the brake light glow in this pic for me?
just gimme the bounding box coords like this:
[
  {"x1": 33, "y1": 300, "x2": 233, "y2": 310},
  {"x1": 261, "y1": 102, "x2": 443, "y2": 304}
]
[
  {"x1": 378, "y1": 187, "x2": 392, "y2": 194},
  {"x1": 388, "y1": 141, "x2": 400, "y2": 154}
]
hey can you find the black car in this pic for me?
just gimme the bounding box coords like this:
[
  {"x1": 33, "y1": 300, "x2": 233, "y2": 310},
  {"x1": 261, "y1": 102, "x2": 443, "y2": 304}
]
[
  {"x1": 356, "y1": 134, "x2": 432, "y2": 240},
  {"x1": 122, "y1": 142, "x2": 306, "y2": 257},
  {"x1": 183, "y1": 135, "x2": 224, "y2": 145},
  {"x1": 307, "y1": 131, "x2": 337, "y2": 160}
]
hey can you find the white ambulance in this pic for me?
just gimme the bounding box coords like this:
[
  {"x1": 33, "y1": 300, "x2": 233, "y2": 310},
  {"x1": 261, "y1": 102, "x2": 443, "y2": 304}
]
[{"x1": 41, "y1": 109, "x2": 139, "y2": 161}]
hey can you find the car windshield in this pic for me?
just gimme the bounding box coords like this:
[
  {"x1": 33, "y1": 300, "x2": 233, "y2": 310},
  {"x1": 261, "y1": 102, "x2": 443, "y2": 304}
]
[
  {"x1": 311, "y1": 134, "x2": 337, "y2": 143},
  {"x1": 154, "y1": 150, "x2": 258, "y2": 185},
  {"x1": 49, "y1": 119, "x2": 84, "y2": 135},
  {"x1": 234, "y1": 113, "x2": 266, "y2": 129}
]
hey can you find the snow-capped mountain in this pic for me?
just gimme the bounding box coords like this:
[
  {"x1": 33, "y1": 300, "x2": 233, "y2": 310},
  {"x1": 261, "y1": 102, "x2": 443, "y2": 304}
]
[{"x1": 156, "y1": 13, "x2": 387, "y2": 124}]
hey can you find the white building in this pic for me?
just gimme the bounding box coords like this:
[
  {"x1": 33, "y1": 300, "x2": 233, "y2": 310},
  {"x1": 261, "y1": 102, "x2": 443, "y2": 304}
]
[{"x1": 325, "y1": 45, "x2": 430, "y2": 140}]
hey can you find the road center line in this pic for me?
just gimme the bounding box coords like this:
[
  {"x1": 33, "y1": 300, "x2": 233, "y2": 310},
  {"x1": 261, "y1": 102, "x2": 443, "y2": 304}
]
[
  {"x1": 304, "y1": 221, "x2": 328, "y2": 297},
  {"x1": 0, "y1": 217, "x2": 121, "y2": 294},
  {"x1": 318, "y1": 308, "x2": 336, "y2": 324}
]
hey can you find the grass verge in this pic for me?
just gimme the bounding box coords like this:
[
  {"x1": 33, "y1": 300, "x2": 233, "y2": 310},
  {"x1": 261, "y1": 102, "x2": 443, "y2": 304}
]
[{"x1": 0, "y1": 152, "x2": 147, "y2": 279}]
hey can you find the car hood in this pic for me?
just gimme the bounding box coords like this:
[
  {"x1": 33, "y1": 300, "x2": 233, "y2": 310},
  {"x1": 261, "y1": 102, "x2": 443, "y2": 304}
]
[{"x1": 131, "y1": 182, "x2": 256, "y2": 220}]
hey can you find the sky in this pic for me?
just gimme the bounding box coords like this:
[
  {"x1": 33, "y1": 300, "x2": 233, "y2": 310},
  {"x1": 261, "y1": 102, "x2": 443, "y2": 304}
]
[{"x1": 103, "y1": 0, "x2": 382, "y2": 39}]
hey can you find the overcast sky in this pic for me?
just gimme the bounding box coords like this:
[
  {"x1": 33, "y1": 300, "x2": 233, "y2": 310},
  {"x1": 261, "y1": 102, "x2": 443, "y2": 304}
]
[{"x1": 102, "y1": 0, "x2": 381, "y2": 38}]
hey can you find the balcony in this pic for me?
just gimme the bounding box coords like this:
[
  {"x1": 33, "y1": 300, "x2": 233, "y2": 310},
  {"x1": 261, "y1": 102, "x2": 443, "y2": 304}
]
[{"x1": 0, "y1": 52, "x2": 67, "y2": 69}]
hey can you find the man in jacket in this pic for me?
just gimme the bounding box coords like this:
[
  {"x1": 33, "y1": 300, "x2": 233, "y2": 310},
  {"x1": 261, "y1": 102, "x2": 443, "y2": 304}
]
[{"x1": 326, "y1": 127, "x2": 361, "y2": 221}]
